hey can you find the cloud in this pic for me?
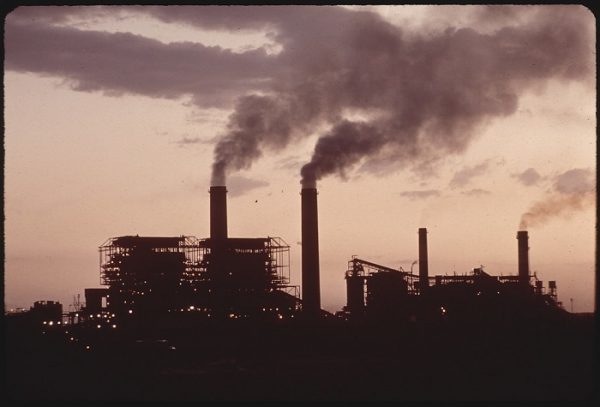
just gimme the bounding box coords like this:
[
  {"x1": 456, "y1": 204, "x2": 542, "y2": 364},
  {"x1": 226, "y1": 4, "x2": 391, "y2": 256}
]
[
  {"x1": 513, "y1": 167, "x2": 543, "y2": 187},
  {"x1": 175, "y1": 135, "x2": 217, "y2": 146},
  {"x1": 226, "y1": 175, "x2": 269, "y2": 197},
  {"x1": 461, "y1": 188, "x2": 491, "y2": 196},
  {"x1": 399, "y1": 189, "x2": 441, "y2": 200},
  {"x1": 449, "y1": 161, "x2": 490, "y2": 189},
  {"x1": 5, "y1": 11, "x2": 278, "y2": 108}
]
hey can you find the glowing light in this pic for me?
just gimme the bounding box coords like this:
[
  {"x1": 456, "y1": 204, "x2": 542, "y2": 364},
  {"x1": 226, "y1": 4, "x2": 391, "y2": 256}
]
[
  {"x1": 43, "y1": 321, "x2": 47, "y2": 325},
  {"x1": 128, "y1": 310, "x2": 133, "y2": 314},
  {"x1": 48, "y1": 321, "x2": 54, "y2": 326},
  {"x1": 97, "y1": 314, "x2": 101, "y2": 318},
  {"x1": 70, "y1": 337, "x2": 74, "y2": 341},
  {"x1": 112, "y1": 324, "x2": 117, "y2": 329},
  {"x1": 189, "y1": 306, "x2": 195, "y2": 310},
  {"x1": 85, "y1": 345, "x2": 91, "y2": 350},
  {"x1": 97, "y1": 324, "x2": 101, "y2": 329},
  {"x1": 440, "y1": 307, "x2": 447, "y2": 315}
]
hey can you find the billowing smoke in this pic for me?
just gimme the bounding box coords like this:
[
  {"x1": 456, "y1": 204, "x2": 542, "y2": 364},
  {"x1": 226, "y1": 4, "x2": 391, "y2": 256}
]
[
  {"x1": 207, "y1": 6, "x2": 594, "y2": 187},
  {"x1": 4, "y1": 6, "x2": 593, "y2": 188},
  {"x1": 520, "y1": 168, "x2": 595, "y2": 229}
]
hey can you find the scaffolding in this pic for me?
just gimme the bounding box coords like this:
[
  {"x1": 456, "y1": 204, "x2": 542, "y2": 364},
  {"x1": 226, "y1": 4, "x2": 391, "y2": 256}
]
[{"x1": 99, "y1": 235, "x2": 202, "y2": 287}]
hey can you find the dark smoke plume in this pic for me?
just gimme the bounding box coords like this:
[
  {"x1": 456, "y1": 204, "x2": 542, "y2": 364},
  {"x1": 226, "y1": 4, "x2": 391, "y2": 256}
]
[
  {"x1": 4, "y1": 6, "x2": 593, "y2": 187},
  {"x1": 207, "y1": 6, "x2": 593, "y2": 186},
  {"x1": 520, "y1": 168, "x2": 595, "y2": 229}
]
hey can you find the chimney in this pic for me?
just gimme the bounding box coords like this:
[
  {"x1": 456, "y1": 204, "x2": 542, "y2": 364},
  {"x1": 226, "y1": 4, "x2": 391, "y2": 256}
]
[
  {"x1": 301, "y1": 187, "x2": 321, "y2": 316},
  {"x1": 210, "y1": 186, "x2": 228, "y2": 240},
  {"x1": 517, "y1": 230, "x2": 529, "y2": 285},
  {"x1": 419, "y1": 228, "x2": 429, "y2": 291}
]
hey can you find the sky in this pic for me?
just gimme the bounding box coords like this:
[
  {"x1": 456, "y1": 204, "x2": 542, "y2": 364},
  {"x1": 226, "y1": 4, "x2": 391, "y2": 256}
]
[{"x1": 4, "y1": 5, "x2": 596, "y2": 313}]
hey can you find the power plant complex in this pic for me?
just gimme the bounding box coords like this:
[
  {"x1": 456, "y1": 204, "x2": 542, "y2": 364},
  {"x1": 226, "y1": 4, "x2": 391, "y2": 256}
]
[
  {"x1": 19, "y1": 183, "x2": 564, "y2": 329},
  {"x1": 6, "y1": 183, "x2": 592, "y2": 402}
]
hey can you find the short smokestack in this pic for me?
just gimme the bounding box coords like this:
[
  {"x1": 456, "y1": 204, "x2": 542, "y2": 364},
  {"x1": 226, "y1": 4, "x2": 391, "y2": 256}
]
[
  {"x1": 419, "y1": 228, "x2": 429, "y2": 291},
  {"x1": 301, "y1": 187, "x2": 321, "y2": 316},
  {"x1": 210, "y1": 186, "x2": 228, "y2": 240},
  {"x1": 517, "y1": 230, "x2": 529, "y2": 285}
]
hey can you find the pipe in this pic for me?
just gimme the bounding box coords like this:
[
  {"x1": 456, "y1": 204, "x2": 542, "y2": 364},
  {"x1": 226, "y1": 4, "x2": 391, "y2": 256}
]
[
  {"x1": 301, "y1": 187, "x2": 321, "y2": 316},
  {"x1": 517, "y1": 230, "x2": 529, "y2": 285},
  {"x1": 209, "y1": 186, "x2": 228, "y2": 240},
  {"x1": 419, "y1": 228, "x2": 429, "y2": 292}
]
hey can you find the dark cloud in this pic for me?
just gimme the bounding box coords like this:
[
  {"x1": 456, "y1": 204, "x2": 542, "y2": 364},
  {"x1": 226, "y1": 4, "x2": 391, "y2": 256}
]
[
  {"x1": 226, "y1": 175, "x2": 269, "y2": 197},
  {"x1": 5, "y1": 6, "x2": 594, "y2": 187},
  {"x1": 513, "y1": 168, "x2": 543, "y2": 187},
  {"x1": 461, "y1": 188, "x2": 491, "y2": 196},
  {"x1": 520, "y1": 168, "x2": 595, "y2": 229},
  {"x1": 399, "y1": 190, "x2": 441, "y2": 200},
  {"x1": 5, "y1": 12, "x2": 277, "y2": 108},
  {"x1": 449, "y1": 161, "x2": 490, "y2": 189}
]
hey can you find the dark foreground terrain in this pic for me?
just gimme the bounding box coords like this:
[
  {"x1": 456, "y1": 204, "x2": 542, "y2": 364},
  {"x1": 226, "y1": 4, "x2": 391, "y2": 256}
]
[{"x1": 3, "y1": 313, "x2": 596, "y2": 401}]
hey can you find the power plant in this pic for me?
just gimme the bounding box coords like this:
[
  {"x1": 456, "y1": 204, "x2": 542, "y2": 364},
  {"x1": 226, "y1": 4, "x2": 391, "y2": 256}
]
[
  {"x1": 7, "y1": 183, "x2": 591, "y2": 402},
  {"x1": 13, "y1": 182, "x2": 565, "y2": 329}
]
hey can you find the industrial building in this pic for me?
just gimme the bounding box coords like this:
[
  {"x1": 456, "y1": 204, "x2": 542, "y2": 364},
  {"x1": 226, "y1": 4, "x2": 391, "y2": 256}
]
[
  {"x1": 79, "y1": 186, "x2": 300, "y2": 324},
  {"x1": 341, "y1": 228, "x2": 563, "y2": 322}
]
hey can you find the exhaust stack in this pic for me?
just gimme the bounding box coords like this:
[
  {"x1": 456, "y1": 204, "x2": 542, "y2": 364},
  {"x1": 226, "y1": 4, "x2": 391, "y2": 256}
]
[
  {"x1": 517, "y1": 230, "x2": 529, "y2": 285},
  {"x1": 419, "y1": 228, "x2": 429, "y2": 291},
  {"x1": 210, "y1": 186, "x2": 228, "y2": 241},
  {"x1": 301, "y1": 187, "x2": 321, "y2": 316}
]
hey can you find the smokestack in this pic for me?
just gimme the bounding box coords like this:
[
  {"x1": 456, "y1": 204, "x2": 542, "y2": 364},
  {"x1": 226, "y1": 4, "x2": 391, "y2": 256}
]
[
  {"x1": 210, "y1": 186, "x2": 228, "y2": 241},
  {"x1": 419, "y1": 228, "x2": 429, "y2": 291},
  {"x1": 517, "y1": 230, "x2": 530, "y2": 285},
  {"x1": 301, "y1": 187, "x2": 321, "y2": 316}
]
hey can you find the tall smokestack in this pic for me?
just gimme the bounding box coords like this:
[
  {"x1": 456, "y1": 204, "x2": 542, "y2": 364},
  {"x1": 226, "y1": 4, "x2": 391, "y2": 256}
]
[
  {"x1": 301, "y1": 187, "x2": 321, "y2": 316},
  {"x1": 517, "y1": 230, "x2": 530, "y2": 285},
  {"x1": 419, "y1": 228, "x2": 429, "y2": 291},
  {"x1": 210, "y1": 186, "x2": 228, "y2": 240}
]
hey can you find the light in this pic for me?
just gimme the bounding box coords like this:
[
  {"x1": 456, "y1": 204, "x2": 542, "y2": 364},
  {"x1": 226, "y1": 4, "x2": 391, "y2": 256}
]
[
  {"x1": 112, "y1": 324, "x2": 117, "y2": 329},
  {"x1": 128, "y1": 310, "x2": 133, "y2": 314},
  {"x1": 440, "y1": 307, "x2": 447, "y2": 315},
  {"x1": 85, "y1": 345, "x2": 91, "y2": 350},
  {"x1": 97, "y1": 314, "x2": 101, "y2": 318},
  {"x1": 189, "y1": 306, "x2": 195, "y2": 311},
  {"x1": 97, "y1": 324, "x2": 101, "y2": 329},
  {"x1": 70, "y1": 337, "x2": 74, "y2": 341},
  {"x1": 43, "y1": 321, "x2": 47, "y2": 325},
  {"x1": 48, "y1": 321, "x2": 54, "y2": 326}
]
